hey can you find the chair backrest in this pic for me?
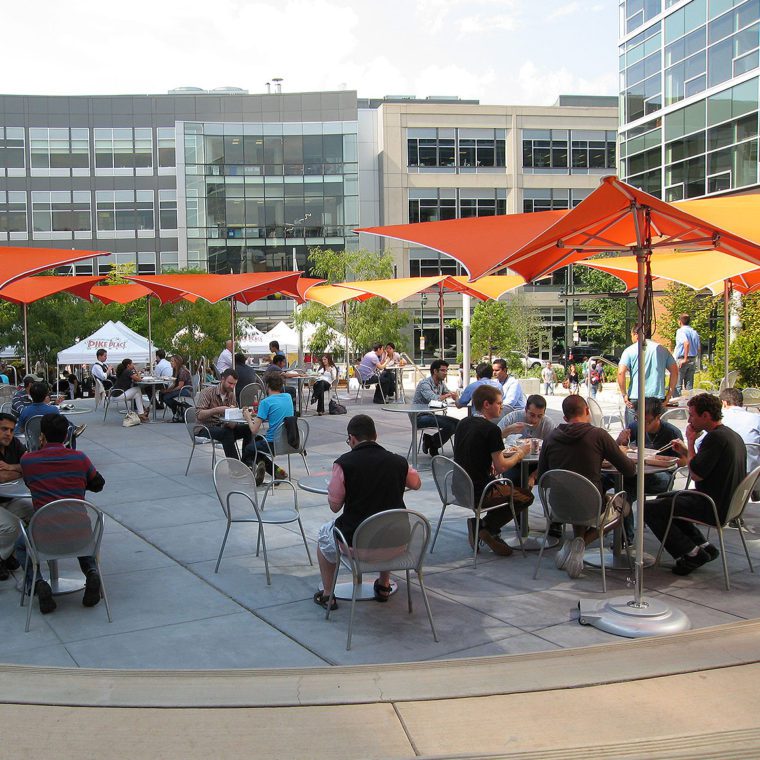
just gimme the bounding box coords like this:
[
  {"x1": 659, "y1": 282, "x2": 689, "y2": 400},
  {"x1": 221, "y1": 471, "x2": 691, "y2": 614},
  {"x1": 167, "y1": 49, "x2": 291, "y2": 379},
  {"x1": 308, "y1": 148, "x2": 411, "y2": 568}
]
[
  {"x1": 718, "y1": 370, "x2": 740, "y2": 392},
  {"x1": 538, "y1": 469, "x2": 602, "y2": 527},
  {"x1": 213, "y1": 457, "x2": 260, "y2": 519},
  {"x1": 23, "y1": 415, "x2": 45, "y2": 452},
  {"x1": 746, "y1": 442, "x2": 760, "y2": 473},
  {"x1": 725, "y1": 466, "x2": 760, "y2": 523},
  {"x1": 660, "y1": 407, "x2": 687, "y2": 423},
  {"x1": 0, "y1": 401, "x2": 12, "y2": 415},
  {"x1": 742, "y1": 387, "x2": 760, "y2": 408},
  {"x1": 586, "y1": 397, "x2": 604, "y2": 427},
  {"x1": 348, "y1": 509, "x2": 431, "y2": 574},
  {"x1": 239, "y1": 382, "x2": 262, "y2": 409},
  {"x1": 273, "y1": 417, "x2": 309, "y2": 456},
  {"x1": 26, "y1": 499, "x2": 103, "y2": 562},
  {"x1": 191, "y1": 373, "x2": 201, "y2": 394},
  {"x1": 432, "y1": 455, "x2": 475, "y2": 511},
  {"x1": 184, "y1": 406, "x2": 204, "y2": 440}
]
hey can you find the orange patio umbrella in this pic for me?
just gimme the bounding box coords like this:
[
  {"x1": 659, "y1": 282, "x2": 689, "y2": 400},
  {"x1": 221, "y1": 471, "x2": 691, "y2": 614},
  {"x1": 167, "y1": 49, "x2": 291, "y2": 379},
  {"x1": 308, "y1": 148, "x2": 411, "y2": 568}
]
[
  {"x1": 0, "y1": 246, "x2": 107, "y2": 291},
  {"x1": 0, "y1": 274, "x2": 104, "y2": 373}
]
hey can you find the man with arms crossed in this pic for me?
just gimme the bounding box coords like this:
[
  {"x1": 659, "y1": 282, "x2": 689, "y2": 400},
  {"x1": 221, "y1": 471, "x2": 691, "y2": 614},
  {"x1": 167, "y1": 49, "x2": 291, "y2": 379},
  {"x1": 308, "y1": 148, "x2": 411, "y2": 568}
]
[
  {"x1": 454, "y1": 385, "x2": 533, "y2": 557},
  {"x1": 313, "y1": 414, "x2": 421, "y2": 609},
  {"x1": 645, "y1": 392, "x2": 746, "y2": 575}
]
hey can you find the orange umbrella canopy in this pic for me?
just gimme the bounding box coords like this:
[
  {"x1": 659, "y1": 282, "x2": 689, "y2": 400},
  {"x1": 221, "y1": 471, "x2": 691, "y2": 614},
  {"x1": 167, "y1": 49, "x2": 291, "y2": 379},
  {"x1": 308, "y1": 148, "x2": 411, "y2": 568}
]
[
  {"x1": 0, "y1": 275, "x2": 104, "y2": 305},
  {"x1": 0, "y1": 246, "x2": 106, "y2": 290},
  {"x1": 355, "y1": 211, "x2": 566, "y2": 280},
  {"x1": 125, "y1": 272, "x2": 303, "y2": 304},
  {"x1": 278, "y1": 276, "x2": 326, "y2": 304},
  {"x1": 90, "y1": 283, "x2": 156, "y2": 305}
]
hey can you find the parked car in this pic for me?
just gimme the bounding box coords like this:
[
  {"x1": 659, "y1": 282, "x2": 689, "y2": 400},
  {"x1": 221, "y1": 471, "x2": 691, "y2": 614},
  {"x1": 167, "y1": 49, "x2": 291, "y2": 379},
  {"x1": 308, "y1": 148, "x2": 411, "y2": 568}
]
[
  {"x1": 511, "y1": 351, "x2": 548, "y2": 370},
  {"x1": 566, "y1": 344, "x2": 620, "y2": 365}
]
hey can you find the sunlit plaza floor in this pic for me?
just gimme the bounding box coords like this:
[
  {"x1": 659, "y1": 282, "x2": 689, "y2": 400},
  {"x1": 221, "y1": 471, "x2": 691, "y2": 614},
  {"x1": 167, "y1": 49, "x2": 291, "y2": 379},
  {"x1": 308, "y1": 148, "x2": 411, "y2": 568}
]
[{"x1": 2, "y1": 385, "x2": 760, "y2": 671}]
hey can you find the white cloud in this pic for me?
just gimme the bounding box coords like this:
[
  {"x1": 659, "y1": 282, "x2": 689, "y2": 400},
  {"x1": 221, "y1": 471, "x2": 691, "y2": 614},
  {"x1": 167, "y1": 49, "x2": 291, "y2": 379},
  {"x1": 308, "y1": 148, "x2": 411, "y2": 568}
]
[
  {"x1": 510, "y1": 60, "x2": 617, "y2": 105},
  {"x1": 549, "y1": 1, "x2": 581, "y2": 20},
  {"x1": 458, "y1": 14, "x2": 518, "y2": 33}
]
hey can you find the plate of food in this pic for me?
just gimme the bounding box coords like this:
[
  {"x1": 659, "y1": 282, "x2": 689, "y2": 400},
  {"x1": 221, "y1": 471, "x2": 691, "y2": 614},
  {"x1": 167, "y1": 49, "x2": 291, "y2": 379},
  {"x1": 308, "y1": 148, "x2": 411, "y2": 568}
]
[{"x1": 644, "y1": 455, "x2": 680, "y2": 467}]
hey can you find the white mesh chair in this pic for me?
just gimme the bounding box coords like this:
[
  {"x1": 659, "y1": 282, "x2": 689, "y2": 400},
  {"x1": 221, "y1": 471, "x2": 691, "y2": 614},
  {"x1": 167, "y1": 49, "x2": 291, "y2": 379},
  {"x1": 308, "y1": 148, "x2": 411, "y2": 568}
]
[
  {"x1": 654, "y1": 466, "x2": 760, "y2": 590},
  {"x1": 535, "y1": 470, "x2": 629, "y2": 592},
  {"x1": 430, "y1": 455, "x2": 526, "y2": 566},
  {"x1": 660, "y1": 407, "x2": 688, "y2": 424},
  {"x1": 23, "y1": 415, "x2": 45, "y2": 452},
  {"x1": 102, "y1": 385, "x2": 131, "y2": 420},
  {"x1": 409, "y1": 410, "x2": 455, "y2": 460},
  {"x1": 586, "y1": 396, "x2": 605, "y2": 428},
  {"x1": 746, "y1": 444, "x2": 760, "y2": 500},
  {"x1": 93, "y1": 377, "x2": 107, "y2": 410},
  {"x1": 0, "y1": 401, "x2": 12, "y2": 415},
  {"x1": 742, "y1": 387, "x2": 760, "y2": 410},
  {"x1": 212, "y1": 458, "x2": 312, "y2": 584},
  {"x1": 270, "y1": 417, "x2": 310, "y2": 478},
  {"x1": 18, "y1": 499, "x2": 111, "y2": 632},
  {"x1": 352, "y1": 364, "x2": 387, "y2": 404},
  {"x1": 718, "y1": 371, "x2": 740, "y2": 392},
  {"x1": 184, "y1": 407, "x2": 227, "y2": 475},
  {"x1": 325, "y1": 509, "x2": 438, "y2": 650},
  {"x1": 238, "y1": 382, "x2": 263, "y2": 410}
]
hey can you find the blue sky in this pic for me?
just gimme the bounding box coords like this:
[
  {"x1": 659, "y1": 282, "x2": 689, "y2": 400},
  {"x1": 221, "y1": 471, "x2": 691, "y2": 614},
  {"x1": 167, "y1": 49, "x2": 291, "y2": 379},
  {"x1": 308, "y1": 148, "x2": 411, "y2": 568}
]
[{"x1": 3, "y1": 0, "x2": 619, "y2": 105}]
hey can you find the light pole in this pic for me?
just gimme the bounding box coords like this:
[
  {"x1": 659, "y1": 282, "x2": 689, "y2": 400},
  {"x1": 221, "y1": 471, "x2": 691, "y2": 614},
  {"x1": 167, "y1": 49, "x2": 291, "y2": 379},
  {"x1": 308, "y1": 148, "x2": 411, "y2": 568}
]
[{"x1": 420, "y1": 293, "x2": 427, "y2": 363}]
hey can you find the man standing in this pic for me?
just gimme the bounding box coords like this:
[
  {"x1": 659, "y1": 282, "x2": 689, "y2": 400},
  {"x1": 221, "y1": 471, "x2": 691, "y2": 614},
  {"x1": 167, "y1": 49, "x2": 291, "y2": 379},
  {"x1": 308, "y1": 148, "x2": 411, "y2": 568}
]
[
  {"x1": 412, "y1": 359, "x2": 459, "y2": 457},
  {"x1": 18, "y1": 414, "x2": 106, "y2": 615},
  {"x1": 537, "y1": 395, "x2": 635, "y2": 578},
  {"x1": 91, "y1": 349, "x2": 114, "y2": 391},
  {"x1": 0, "y1": 413, "x2": 33, "y2": 581},
  {"x1": 454, "y1": 385, "x2": 533, "y2": 557},
  {"x1": 492, "y1": 359, "x2": 526, "y2": 411},
  {"x1": 215, "y1": 340, "x2": 233, "y2": 376},
  {"x1": 357, "y1": 343, "x2": 393, "y2": 404},
  {"x1": 313, "y1": 414, "x2": 421, "y2": 609},
  {"x1": 541, "y1": 362, "x2": 556, "y2": 395},
  {"x1": 455, "y1": 363, "x2": 501, "y2": 408},
  {"x1": 617, "y1": 325, "x2": 677, "y2": 424},
  {"x1": 195, "y1": 369, "x2": 252, "y2": 459},
  {"x1": 718, "y1": 388, "x2": 760, "y2": 473},
  {"x1": 645, "y1": 393, "x2": 746, "y2": 575},
  {"x1": 674, "y1": 313, "x2": 701, "y2": 395}
]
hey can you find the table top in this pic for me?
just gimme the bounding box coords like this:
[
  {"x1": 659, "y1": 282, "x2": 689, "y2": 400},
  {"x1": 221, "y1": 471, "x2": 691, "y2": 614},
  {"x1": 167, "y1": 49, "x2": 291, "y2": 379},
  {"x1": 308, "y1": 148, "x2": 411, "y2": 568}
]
[
  {"x1": 297, "y1": 473, "x2": 331, "y2": 495},
  {"x1": 0, "y1": 479, "x2": 31, "y2": 498},
  {"x1": 381, "y1": 403, "x2": 452, "y2": 414},
  {"x1": 58, "y1": 406, "x2": 90, "y2": 415}
]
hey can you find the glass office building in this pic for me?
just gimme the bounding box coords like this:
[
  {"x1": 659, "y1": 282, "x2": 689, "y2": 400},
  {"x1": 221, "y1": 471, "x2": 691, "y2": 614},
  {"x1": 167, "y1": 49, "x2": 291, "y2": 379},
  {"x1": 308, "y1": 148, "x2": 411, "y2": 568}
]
[{"x1": 619, "y1": 0, "x2": 760, "y2": 199}]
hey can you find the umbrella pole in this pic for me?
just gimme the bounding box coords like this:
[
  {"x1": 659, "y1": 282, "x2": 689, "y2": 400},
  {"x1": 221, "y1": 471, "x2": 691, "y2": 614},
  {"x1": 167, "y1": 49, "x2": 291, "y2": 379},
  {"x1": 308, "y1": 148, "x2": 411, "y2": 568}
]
[
  {"x1": 438, "y1": 283, "x2": 444, "y2": 363},
  {"x1": 724, "y1": 281, "x2": 730, "y2": 384},
  {"x1": 23, "y1": 303, "x2": 29, "y2": 375},
  {"x1": 343, "y1": 300, "x2": 349, "y2": 384},
  {"x1": 230, "y1": 298, "x2": 236, "y2": 357},
  {"x1": 462, "y1": 293, "x2": 471, "y2": 390},
  {"x1": 147, "y1": 296, "x2": 153, "y2": 373}
]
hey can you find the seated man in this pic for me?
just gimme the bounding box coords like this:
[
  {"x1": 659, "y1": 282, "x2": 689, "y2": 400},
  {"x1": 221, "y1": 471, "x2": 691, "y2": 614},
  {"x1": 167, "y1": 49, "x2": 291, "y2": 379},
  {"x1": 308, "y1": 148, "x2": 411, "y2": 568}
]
[
  {"x1": 645, "y1": 392, "x2": 746, "y2": 575},
  {"x1": 91, "y1": 349, "x2": 114, "y2": 392},
  {"x1": 15, "y1": 382, "x2": 83, "y2": 447},
  {"x1": 233, "y1": 352, "x2": 258, "y2": 403},
  {"x1": 17, "y1": 413, "x2": 106, "y2": 615},
  {"x1": 314, "y1": 414, "x2": 421, "y2": 609},
  {"x1": 615, "y1": 397, "x2": 683, "y2": 542},
  {"x1": 263, "y1": 354, "x2": 298, "y2": 407},
  {"x1": 537, "y1": 394, "x2": 635, "y2": 578},
  {"x1": 454, "y1": 384, "x2": 533, "y2": 557},
  {"x1": 357, "y1": 344, "x2": 392, "y2": 404},
  {"x1": 195, "y1": 369, "x2": 252, "y2": 460},
  {"x1": 380, "y1": 342, "x2": 405, "y2": 398},
  {"x1": 12, "y1": 374, "x2": 36, "y2": 418},
  {"x1": 493, "y1": 359, "x2": 526, "y2": 412},
  {"x1": 412, "y1": 359, "x2": 460, "y2": 457},
  {"x1": 0, "y1": 413, "x2": 33, "y2": 581},
  {"x1": 150, "y1": 349, "x2": 173, "y2": 409},
  {"x1": 455, "y1": 363, "x2": 502, "y2": 408},
  {"x1": 241, "y1": 373, "x2": 291, "y2": 483},
  {"x1": 719, "y1": 388, "x2": 760, "y2": 473}
]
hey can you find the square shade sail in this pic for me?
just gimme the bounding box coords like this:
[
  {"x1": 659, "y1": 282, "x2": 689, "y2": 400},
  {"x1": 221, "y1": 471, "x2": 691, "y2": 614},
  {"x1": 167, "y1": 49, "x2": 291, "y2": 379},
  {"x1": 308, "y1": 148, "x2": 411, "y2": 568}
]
[{"x1": 0, "y1": 246, "x2": 106, "y2": 290}]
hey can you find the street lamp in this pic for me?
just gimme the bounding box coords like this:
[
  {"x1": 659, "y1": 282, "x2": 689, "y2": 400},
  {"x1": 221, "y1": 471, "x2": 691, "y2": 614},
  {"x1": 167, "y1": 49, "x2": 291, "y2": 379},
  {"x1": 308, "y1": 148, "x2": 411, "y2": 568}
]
[{"x1": 420, "y1": 292, "x2": 427, "y2": 363}]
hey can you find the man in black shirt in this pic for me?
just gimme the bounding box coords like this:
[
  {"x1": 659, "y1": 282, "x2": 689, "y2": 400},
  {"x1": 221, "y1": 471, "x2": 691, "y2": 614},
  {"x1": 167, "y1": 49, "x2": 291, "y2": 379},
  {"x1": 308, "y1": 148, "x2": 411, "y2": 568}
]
[
  {"x1": 645, "y1": 392, "x2": 746, "y2": 575},
  {"x1": 233, "y1": 353, "x2": 258, "y2": 403},
  {"x1": 454, "y1": 384, "x2": 532, "y2": 557}
]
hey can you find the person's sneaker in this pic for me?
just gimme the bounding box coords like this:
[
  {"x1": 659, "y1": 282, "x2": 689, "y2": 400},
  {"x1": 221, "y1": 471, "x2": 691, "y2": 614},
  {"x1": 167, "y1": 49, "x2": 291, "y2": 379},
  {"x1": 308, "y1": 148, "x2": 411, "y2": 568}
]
[
  {"x1": 702, "y1": 543, "x2": 720, "y2": 562},
  {"x1": 82, "y1": 572, "x2": 101, "y2": 607},
  {"x1": 73, "y1": 424, "x2": 87, "y2": 438},
  {"x1": 421, "y1": 434, "x2": 431, "y2": 455},
  {"x1": 254, "y1": 460, "x2": 266, "y2": 487},
  {"x1": 548, "y1": 522, "x2": 563, "y2": 539},
  {"x1": 467, "y1": 518, "x2": 479, "y2": 551},
  {"x1": 36, "y1": 580, "x2": 56, "y2": 614},
  {"x1": 0, "y1": 559, "x2": 9, "y2": 581},
  {"x1": 565, "y1": 537, "x2": 586, "y2": 578},
  {"x1": 478, "y1": 528, "x2": 513, "y2": 557},
  {"x1": 555, "y1": 540, "x2": 573, "y2": 570},
  {"x1": 274, "y1": 466, "x2": 288, "y2": 481},
  {"x1": 672, "y1": 548, "x2": 711, "y2": 576}
]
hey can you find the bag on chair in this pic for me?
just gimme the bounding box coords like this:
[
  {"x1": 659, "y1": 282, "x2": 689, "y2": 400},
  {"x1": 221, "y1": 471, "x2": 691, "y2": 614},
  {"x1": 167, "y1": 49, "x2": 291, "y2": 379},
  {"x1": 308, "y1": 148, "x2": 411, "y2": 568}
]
[
  {"x1": 329, "y1": 398, "x2": 347, "y2": 415},
  {"x1": 122, "y1": 411, "x2": 141, "y2": 428},
  {"x1": 284, "y1": 415, "x2": 300, "y2": 449}
]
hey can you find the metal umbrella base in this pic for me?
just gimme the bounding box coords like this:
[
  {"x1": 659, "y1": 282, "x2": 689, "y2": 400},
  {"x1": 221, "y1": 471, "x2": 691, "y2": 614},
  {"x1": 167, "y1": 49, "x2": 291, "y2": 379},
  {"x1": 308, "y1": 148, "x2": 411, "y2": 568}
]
[{"x1": 578, "y1": 595, "x2": 691, "y2": 638}]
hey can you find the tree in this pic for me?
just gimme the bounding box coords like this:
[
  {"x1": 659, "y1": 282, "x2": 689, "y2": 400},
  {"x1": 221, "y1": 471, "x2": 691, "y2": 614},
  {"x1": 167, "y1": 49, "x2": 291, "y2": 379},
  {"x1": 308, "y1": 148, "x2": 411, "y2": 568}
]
[
  {"x1": 573, "y1": 265, "x2": 630, "y2": 352},
  {"x1": 468, "y1": 300, "x2": 513, "y2": 364},
  {"x1": 730, "y1": 292, "x2": 760, "y2": 386}
]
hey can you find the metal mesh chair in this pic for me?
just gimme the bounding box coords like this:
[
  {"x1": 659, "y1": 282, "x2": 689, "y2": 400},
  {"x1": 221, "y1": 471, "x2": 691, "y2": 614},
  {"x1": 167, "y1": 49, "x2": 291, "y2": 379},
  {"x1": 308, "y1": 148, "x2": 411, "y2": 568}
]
[
  {"x1": 102, "y1": 384, "x2": 130, "y2": 420},
  {"x1": 535, "y1": 469, "x2": 628, "y2": 591},
  {"x1": 409, "y1": 410, "x2": 455, "y2": 460},
  {"x1": 325, "y1": 509, "x2": 438, "y2": 650},
  {"x1": 212, "y1": 458, "x2": 311, "y2": 583},
  {"x1": 239, "y1": 382, "x2": 263, "y2": 410},
  {"x1": 430, "y1": 455, "x2": 526, "y2": 566},
  {"x1": 742, "y1": 387, "x2": 760, "y2": 410},
  {"x1": 660, "y1": 407, "x2": 688, "y2": 424},
  {"x1": 270, "y1": 417, "x2": 310, "y2": 478},
  {"x1": 654, "y1": 466, "x2": 760, "y2": 590},
  {"x1": 352, "y1": 364, "x2": 386, "y2": 404},
  {"x1": 184, "y1": 406, "x2": 226, "y2": 475},
  {"x1": 586, "y1": 396, "x2": 605, "y2": 428},
  {"x1": 23, "y1": 415, "x2": 45, "y2": 453},
  {"x1": 18, "y1": 499, "x2": 111, "y2": 632}
]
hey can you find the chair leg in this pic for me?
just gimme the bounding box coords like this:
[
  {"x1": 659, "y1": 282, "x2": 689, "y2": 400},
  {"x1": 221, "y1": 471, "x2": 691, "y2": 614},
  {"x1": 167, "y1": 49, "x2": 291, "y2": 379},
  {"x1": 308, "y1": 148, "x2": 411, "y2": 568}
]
[
  {"x1": 96, "y1": 560, "x2": 113, "y2": 623},
  {"x1": 716, "y1": 525, "x2": 730, "y2": 591},
  {"x1": 326, "y1": 558, "x2": 340, "y2": 621},
  {"x1": 599, "y1": 536, "x2": 607, "y2": 593},
  {"x1": 297, "y1": 517, "x2": 313, "y2": 565},
  {"x1": 259, "y1": 526, "x2": 271, "y2": 585},
  {"x1": 301, "y1": 453, "x2": 310, "y2": 475},
  {"x1": 736, "y1": 520, "x2": 755, "y2": 573},
  {"x1": 255, "y1": 524, "x2": 262, "y2": 556},
  {"x1": 473, "y1": 512, "x2": 482, "y2": 568},
  {"x1": 417, "y1": 571, "x2": 439, "y2": 642},
  {"x1": 510, "y1": 504, "x2": 527, "y2": 558},
  {"x1": 346, "y1": 570, "x2": 359, "y2": 650},
  {"x1": 185, "y1": 443, "x2": 195, "y2": 476},
  {"x1": 533, "y1": 523, "x2": 551, "y2": 580},
  {"x1": 215, "y1": 523, "x2": 231, "y2": 573},
  {"x1": 430, "y1": 504, "x2": 447, "y2": 553},
  {"x1": 406, "y1": 569, "x2": 412, "y2": 613},
  {"x1": 25, "y1": 563, "x2": 38, "y2": 632}
]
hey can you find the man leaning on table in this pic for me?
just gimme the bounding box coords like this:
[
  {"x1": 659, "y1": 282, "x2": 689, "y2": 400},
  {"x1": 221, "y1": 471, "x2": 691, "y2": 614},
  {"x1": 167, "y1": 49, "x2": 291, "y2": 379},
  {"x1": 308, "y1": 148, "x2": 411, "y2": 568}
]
[
  {"x1": 313, "y1": 414, "x2": 421, "y2": 610},
  {"x1": 412, "y1": 359, "x2": 459, "y2": 458},
  {"x1": 195, "y1": 368, "x2": 252, "y2": 459},
  {"x1": 645, "y1": 392, "x2": 746, "y2": 576}
]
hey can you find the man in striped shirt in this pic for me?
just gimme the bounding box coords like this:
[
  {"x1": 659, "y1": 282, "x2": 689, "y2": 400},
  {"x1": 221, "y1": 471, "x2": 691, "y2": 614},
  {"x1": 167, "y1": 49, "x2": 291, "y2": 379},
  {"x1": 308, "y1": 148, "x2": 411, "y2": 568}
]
[
  {"x1": 195, "y1": 368, "x2": 252, "y2": 459},
  {"x1": 18, "y1": 414, "x2": 105, "y2": 615}
]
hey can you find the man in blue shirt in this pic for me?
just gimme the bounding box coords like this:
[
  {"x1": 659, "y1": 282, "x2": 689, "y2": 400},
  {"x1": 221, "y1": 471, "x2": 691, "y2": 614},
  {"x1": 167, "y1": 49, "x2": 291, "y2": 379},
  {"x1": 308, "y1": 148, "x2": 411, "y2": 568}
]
[
  {"x1": 493, "y1": 359, "x2": 526, "y2": 412},
  {"x1": 242, "y1": 373, "x2": 292, "y2": 482},
  {"x1": 673, "y1": 313, "x2": 701, "y2": 396},
  {"x1": 617, "y1": 326, "x2": 677, "y2": 424},
  {"x1": 456, "y1": 363, "x2": 501, "y2": 408}
]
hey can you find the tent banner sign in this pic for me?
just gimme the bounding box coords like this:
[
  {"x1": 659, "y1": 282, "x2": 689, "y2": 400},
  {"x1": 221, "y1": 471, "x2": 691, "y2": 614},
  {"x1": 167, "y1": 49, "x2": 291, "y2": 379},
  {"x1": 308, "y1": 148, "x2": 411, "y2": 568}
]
[{"x1": 87, "y1": 338, "x2": 127, "y2": 351}]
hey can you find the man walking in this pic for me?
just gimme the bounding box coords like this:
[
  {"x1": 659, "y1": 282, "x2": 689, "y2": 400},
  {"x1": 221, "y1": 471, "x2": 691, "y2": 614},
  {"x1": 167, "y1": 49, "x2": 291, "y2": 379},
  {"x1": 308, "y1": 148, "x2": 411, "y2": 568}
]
[{"x1": 674, "y1": 313, "x2": 701, "y2": 395}]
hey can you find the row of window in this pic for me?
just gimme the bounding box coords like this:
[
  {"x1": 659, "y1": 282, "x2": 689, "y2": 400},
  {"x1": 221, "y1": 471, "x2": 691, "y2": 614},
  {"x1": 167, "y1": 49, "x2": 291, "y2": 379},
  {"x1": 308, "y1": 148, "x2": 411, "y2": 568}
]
[
  {"x1": 0, "y1": 190, "x2": 177, "y2": 235},
  {"x1": 522, "y1": 130, "x2": 617, "y2": 171},
  {"x1": 0, "y1": 127, "x2": 176, "y2": 174},
  {"x1": 408, "y1": 189, "x2": 506, "y2": 223},
  {"x1": 407, "y1": 128, "x2": 506, "y2": 169},
  {"x1": 522, "y1": 188, "x2": 593, "y2": 212},
  {"x1": 70, "y1": 251, "x2": 180, "y2": 276}
]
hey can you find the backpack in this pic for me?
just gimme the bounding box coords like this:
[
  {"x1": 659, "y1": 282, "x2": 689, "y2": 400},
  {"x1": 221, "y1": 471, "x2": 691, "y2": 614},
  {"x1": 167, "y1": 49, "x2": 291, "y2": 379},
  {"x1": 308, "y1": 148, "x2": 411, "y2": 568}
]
[
  {"x1": 284, "y1": 415, "x2": 300, "y2": 449},
  {"x1": 329, "y1": 398, "x2": 347, "y2": 415}
]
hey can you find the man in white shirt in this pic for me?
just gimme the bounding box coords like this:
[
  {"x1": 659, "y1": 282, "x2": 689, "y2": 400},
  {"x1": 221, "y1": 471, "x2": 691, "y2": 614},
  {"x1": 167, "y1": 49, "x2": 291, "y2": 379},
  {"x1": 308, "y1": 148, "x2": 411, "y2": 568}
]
[
  {"x1": 151, "y1": 349, "x2": 173, "y2": 409},
  {"x1": 720, "y1": 388, "x2": 760, "y2": 473},
  {"x1": 541, "y1": 362, "x2": 556, "y2": 395},
  {"x1": 492, "y1": 358, "x2": 526, "y2": 411},
  {"x1": 215, "y1": 340, "x2": 233, "y2": 376}
]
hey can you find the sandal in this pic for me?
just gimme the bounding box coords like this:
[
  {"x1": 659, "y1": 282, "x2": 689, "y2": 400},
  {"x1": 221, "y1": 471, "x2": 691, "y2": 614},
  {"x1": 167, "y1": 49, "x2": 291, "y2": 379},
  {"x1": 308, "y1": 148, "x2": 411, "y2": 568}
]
[
  {"x1": 373, "y1": 579, "x2": 392, "y2": 603},
  {"x1": 313, "y1": 590, "x2": 338, "y2": 611}
]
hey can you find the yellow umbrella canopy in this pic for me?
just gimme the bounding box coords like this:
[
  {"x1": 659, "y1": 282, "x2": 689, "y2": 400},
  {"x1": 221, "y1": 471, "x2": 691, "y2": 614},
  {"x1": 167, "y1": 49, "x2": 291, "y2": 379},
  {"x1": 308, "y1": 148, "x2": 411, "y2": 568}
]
[
  {"x1": 303, "y1": 283, "x2": 372, "y2": 308},
  {"x1": 451, "y1": 274, "x2": 525, "y2": 300}
]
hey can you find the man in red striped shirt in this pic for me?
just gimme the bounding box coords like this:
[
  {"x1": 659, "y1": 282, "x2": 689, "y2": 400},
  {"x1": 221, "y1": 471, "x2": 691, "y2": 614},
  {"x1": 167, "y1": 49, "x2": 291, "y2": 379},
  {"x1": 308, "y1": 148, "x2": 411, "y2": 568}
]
[{"x1": 18, "y1": 414, "x2": 105, "y2": 615}]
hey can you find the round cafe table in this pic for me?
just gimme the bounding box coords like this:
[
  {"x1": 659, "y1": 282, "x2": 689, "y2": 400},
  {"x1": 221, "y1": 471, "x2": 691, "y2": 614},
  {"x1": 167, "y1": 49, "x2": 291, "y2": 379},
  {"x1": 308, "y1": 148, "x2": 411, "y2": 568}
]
[{"x1": 297, "y1": 472, "x2": 398, "y2": 601}]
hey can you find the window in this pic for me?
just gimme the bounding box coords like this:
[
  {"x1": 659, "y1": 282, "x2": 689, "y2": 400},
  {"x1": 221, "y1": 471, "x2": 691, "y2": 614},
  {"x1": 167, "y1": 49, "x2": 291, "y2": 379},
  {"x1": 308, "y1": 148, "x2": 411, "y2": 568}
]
[
  {"x1": 523, "y1": 130, "x2": 616, "y2": 172},
  {"x1": 0, "y1": 128, "x2": 25, "y2": 171},
  {"x1": 159, "y1": 190, "x2": 177, "y2": 232},
  {"x1": 96, "y1": 190, "x2": 154, "y2": 232},
  {"x1": 157, "y1": 128, "x2": 176, "y2": 167},
  {"x1": 407, "y1": 128, "x2": 505, "y2": 170},
  {"x1": 94, "y1": 128, "x2": 153, "y2": 172},
  {"x1": 31, "y1": 191, "x2": 91, "y2": 233},
  {"x1": 0, "y1": 191, "x2": 27, "y2": 233},
  {"x1": 408, "y1": 188, "x2": 505, "y2": 222},
  {"x1": 409, "y1": 247, "x2": 461, "y2": 277},
  {"x1": 29, "y1": 128, "x2": 89, "y2": 173}
]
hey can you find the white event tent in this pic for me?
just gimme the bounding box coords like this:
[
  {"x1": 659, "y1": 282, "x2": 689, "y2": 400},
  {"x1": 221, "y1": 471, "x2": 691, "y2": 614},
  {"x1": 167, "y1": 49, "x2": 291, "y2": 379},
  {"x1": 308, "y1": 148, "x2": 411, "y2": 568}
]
[{"x1": 57, "y1": 320, "x2": 151, "y2": 366}]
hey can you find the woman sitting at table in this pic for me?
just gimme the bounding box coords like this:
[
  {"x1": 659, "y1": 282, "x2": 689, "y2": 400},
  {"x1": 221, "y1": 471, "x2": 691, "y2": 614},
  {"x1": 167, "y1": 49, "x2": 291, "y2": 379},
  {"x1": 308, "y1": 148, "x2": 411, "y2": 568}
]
[
  {"x1": 162, "y1": 355, "x2": 193, "y2": 423},
  {"x1": 114, "y1": 358, "x2": 148, "y2": 423},
  {"x1": 310, "y1": 354, "x2": 337, "y2": 415}
]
